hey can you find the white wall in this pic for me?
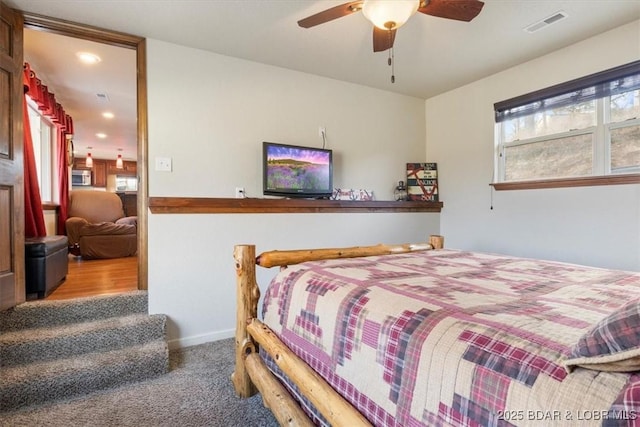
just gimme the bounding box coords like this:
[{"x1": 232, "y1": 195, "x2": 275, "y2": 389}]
[
  {"x1": 426, "y1": 20, "x2": 640, "y2": 271},
  {"x1": 146, "y1": 40, "x2": 437, "y2": 347}
]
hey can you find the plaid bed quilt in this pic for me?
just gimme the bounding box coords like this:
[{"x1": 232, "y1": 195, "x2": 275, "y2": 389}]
[{"x1": 261, "y1": 249, "x2": 640, "y2": 427}]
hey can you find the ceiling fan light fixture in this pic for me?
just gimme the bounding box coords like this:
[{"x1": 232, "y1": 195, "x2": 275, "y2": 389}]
[{"x1": 362, "y1": 0, "x2": 419, "y2": 30}]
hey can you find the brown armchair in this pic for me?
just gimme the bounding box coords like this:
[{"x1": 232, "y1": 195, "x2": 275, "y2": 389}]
[{"x1": 66, "y1": 190, "x2": 137, "y2": 259}]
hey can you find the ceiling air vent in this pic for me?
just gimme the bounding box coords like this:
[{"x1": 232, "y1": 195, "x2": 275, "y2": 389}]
[
  {"x1": 96, "y1": 92, "x2": 110, "y2": 102},
  {"x1": 524, "y1": 11, "x2": 568, "y2": 34}
]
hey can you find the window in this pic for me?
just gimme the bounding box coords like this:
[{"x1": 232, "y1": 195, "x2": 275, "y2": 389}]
[
  {"x1": 494, "y1": 61, "x2": 640, "y2": 188},
  {"x1": 27, "y1": 98, "x2": 58, "y2": 202}
]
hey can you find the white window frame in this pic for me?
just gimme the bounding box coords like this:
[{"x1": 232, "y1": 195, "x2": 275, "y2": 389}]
[
  {"x1": 27, "y1": 97, "x2": 58, "y2": 203},
  {"x1": 496, "y1": 96, "x2": 640, "y2": 181},
  {"x1": 606, "y1": 117, "x2": 640, "y2": 175},
  {"x1": 493, "y1": 61, "x2": 640, "y2": 190}
]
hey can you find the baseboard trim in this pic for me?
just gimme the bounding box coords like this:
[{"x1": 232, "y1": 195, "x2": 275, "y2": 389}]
[{"x1": 167, "y1": 328, "x2": 234, "y2": 350}]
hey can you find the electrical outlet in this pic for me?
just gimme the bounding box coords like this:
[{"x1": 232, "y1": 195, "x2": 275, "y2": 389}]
[
  {"x1": 318, "y1": 126, "x2": 326, "y2": 137},
  {"x1": 235, "y1": 187, "x2": 245, "y2": 199}
]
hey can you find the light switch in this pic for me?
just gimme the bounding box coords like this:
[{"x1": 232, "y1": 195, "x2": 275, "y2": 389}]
[{"x1": 155, "y1": 157, "x2": 172, "y2": 172}]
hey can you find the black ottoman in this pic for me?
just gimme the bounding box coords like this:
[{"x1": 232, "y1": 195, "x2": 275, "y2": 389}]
[{"x1": 25, "y1": 236, "x2": 69, "y2": 299}]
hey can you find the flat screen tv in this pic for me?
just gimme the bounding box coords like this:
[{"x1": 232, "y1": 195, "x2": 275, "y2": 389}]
[{"x1": 263, "y1": 141, "x2": 333, "y2": 198}]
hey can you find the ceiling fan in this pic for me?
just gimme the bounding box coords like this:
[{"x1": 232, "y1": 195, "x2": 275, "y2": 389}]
[{"x1": 298, "y1": 0, "x2": 485, "y2": 53}]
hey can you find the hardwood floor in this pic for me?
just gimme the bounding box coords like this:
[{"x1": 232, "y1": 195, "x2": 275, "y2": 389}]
[{"x1": 46, "y1": 255, "x2": 138, "y2": 300}]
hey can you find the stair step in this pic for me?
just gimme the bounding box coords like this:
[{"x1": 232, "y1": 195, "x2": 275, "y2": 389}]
[
  {"x1": 0, "y1": 290, "x2": 170, "y2": 412},
  {"x1": 0, "y1": 339, "x2": 169, "y2": 411},
  {"x1": 0, "y1": 313, "x2": 166, "y2": 367},
  {"x1": 0, "y1": 291, "x2": 148, "y2": 332}
]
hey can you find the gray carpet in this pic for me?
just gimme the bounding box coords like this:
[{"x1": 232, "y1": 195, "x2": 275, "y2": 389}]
[
  {"x1": 0, "y1": 338, "x2": 278, "y2": 427},
  {"x1": 0, "y1": 292, "x2": 169, "y2": 412},
  {"x1": 0, "y1": 291, "x2": 150, "y2": 332}
]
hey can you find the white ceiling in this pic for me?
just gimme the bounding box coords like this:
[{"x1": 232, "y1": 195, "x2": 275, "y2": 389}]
[
  {"x1": 23, "y1": 29, "x2": 137, "y2": 161},
  {"x1": 7, "y1": 0, "x2": 640, "y2": 161}
]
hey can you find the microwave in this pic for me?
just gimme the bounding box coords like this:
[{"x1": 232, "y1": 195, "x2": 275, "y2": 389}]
[{"x1": 72, "y1": 169, "x2": 92, "y2": 186}]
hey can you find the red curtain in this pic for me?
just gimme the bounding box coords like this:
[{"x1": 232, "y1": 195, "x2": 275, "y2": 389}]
[
  {"x1": 56, "y1": 123, "x2": 71, "y2": 235},
  {"x1": 22, "y1": 67, "x2": 46, "y2": 238},
  {"x1": 23, "y1": 63, "x2": 73, "y2": 236}
]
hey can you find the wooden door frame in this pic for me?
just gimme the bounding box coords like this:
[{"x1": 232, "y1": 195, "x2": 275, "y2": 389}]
[
  {"x1": 0, "y1": 4, "x2": 25, "y2": 310},
  {"x1": 22, "y1": 12, "x2": 148, "y2": 290}
]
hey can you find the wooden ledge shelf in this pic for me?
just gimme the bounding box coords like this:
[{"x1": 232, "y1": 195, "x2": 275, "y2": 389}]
[{"x1": 148, "y1": 197, "x2": 443, "y2": 214}]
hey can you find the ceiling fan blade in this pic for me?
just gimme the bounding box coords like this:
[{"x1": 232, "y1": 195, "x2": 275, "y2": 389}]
[
  {"x1": 373, "y1": 27, "x2": 396, "y2": 52},
  {"x1": 418, "y1": 0, "x2": 484, "y2": 22},
  {"x1": 298, "y1": 1, "x2": 364, "y2": 28}
]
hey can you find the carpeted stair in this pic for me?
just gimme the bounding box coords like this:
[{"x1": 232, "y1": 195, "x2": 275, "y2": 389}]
[{"x1": 0, "y1": 291, "x2": 169, "y2": 412}]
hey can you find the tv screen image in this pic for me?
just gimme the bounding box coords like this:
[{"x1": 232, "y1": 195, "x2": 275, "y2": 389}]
[{"x1": 263, "y1": 142, "x2": 333, "y2": 198}]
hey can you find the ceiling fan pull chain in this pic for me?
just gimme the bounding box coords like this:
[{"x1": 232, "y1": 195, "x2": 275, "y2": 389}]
[
  {"x1": 387, "y1": 30, "x2": 395, "y2": 84},
  {"x1": 390, "y1": 47, "x2": 395, "y2": 84}
]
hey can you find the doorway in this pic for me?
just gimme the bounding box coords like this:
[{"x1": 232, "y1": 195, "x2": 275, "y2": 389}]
[{"x1": 22, "y1": 12, "x2": 148, "y2": 297}]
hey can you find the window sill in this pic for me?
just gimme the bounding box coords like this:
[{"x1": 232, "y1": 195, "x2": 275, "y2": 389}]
[
  {"x1": 41, "y1": 202, "x2": 60, "y2": 211},
  {"x1": 491, "y1": 174, "x2": 640, "y2": 191}
]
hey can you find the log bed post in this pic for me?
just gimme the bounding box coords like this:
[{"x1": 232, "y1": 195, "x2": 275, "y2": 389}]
[
  {"x1": 429, "y1": 234, "x2": 444, "y2": 249},
  {"x1": 232, "y1": 244, "x2": 260, "y2": 398},
  {"x1": 233, "y1": 244, "x2": 316, "y2": 425}
]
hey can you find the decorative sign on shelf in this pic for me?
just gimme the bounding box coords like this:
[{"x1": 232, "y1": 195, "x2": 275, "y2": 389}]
[{"x1": 406, "y1": 163, "x2": 438, "y2": 202}]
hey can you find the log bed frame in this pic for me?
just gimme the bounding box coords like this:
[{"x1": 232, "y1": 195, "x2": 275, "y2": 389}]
[{"x1": 232, "y1": 235, "x2": 445, "y2": 426}]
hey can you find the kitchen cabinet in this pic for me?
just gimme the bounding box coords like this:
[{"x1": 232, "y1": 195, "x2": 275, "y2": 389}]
[
  {"x1": 92, "y1": 159, "x2": 107, "y2": 187},
  {"x1": 74, "y1": 158, "x2": 137, "y2": 185},
  {"x1": 107, "y1": 160, "x2": 137, "y2": 176},
  {"x1": 73, "y1": 158, "x2": 91, "y2": 170},
  {"x1": 73, "y1": 158, "x2": 106, "y2": 187}
]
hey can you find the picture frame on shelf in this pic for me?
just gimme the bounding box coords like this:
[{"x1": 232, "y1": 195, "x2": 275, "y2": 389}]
[{"x1": 406, "y1": 163, "x2": 438, "y2": 202}]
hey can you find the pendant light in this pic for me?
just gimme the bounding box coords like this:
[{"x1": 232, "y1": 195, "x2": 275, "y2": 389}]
[
  {"x1": 85, "y1": 152, "x2": 93, "y2": 168},
  {"x1": 116, "y1": 154, "x2": 124, "y2": 169}
]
